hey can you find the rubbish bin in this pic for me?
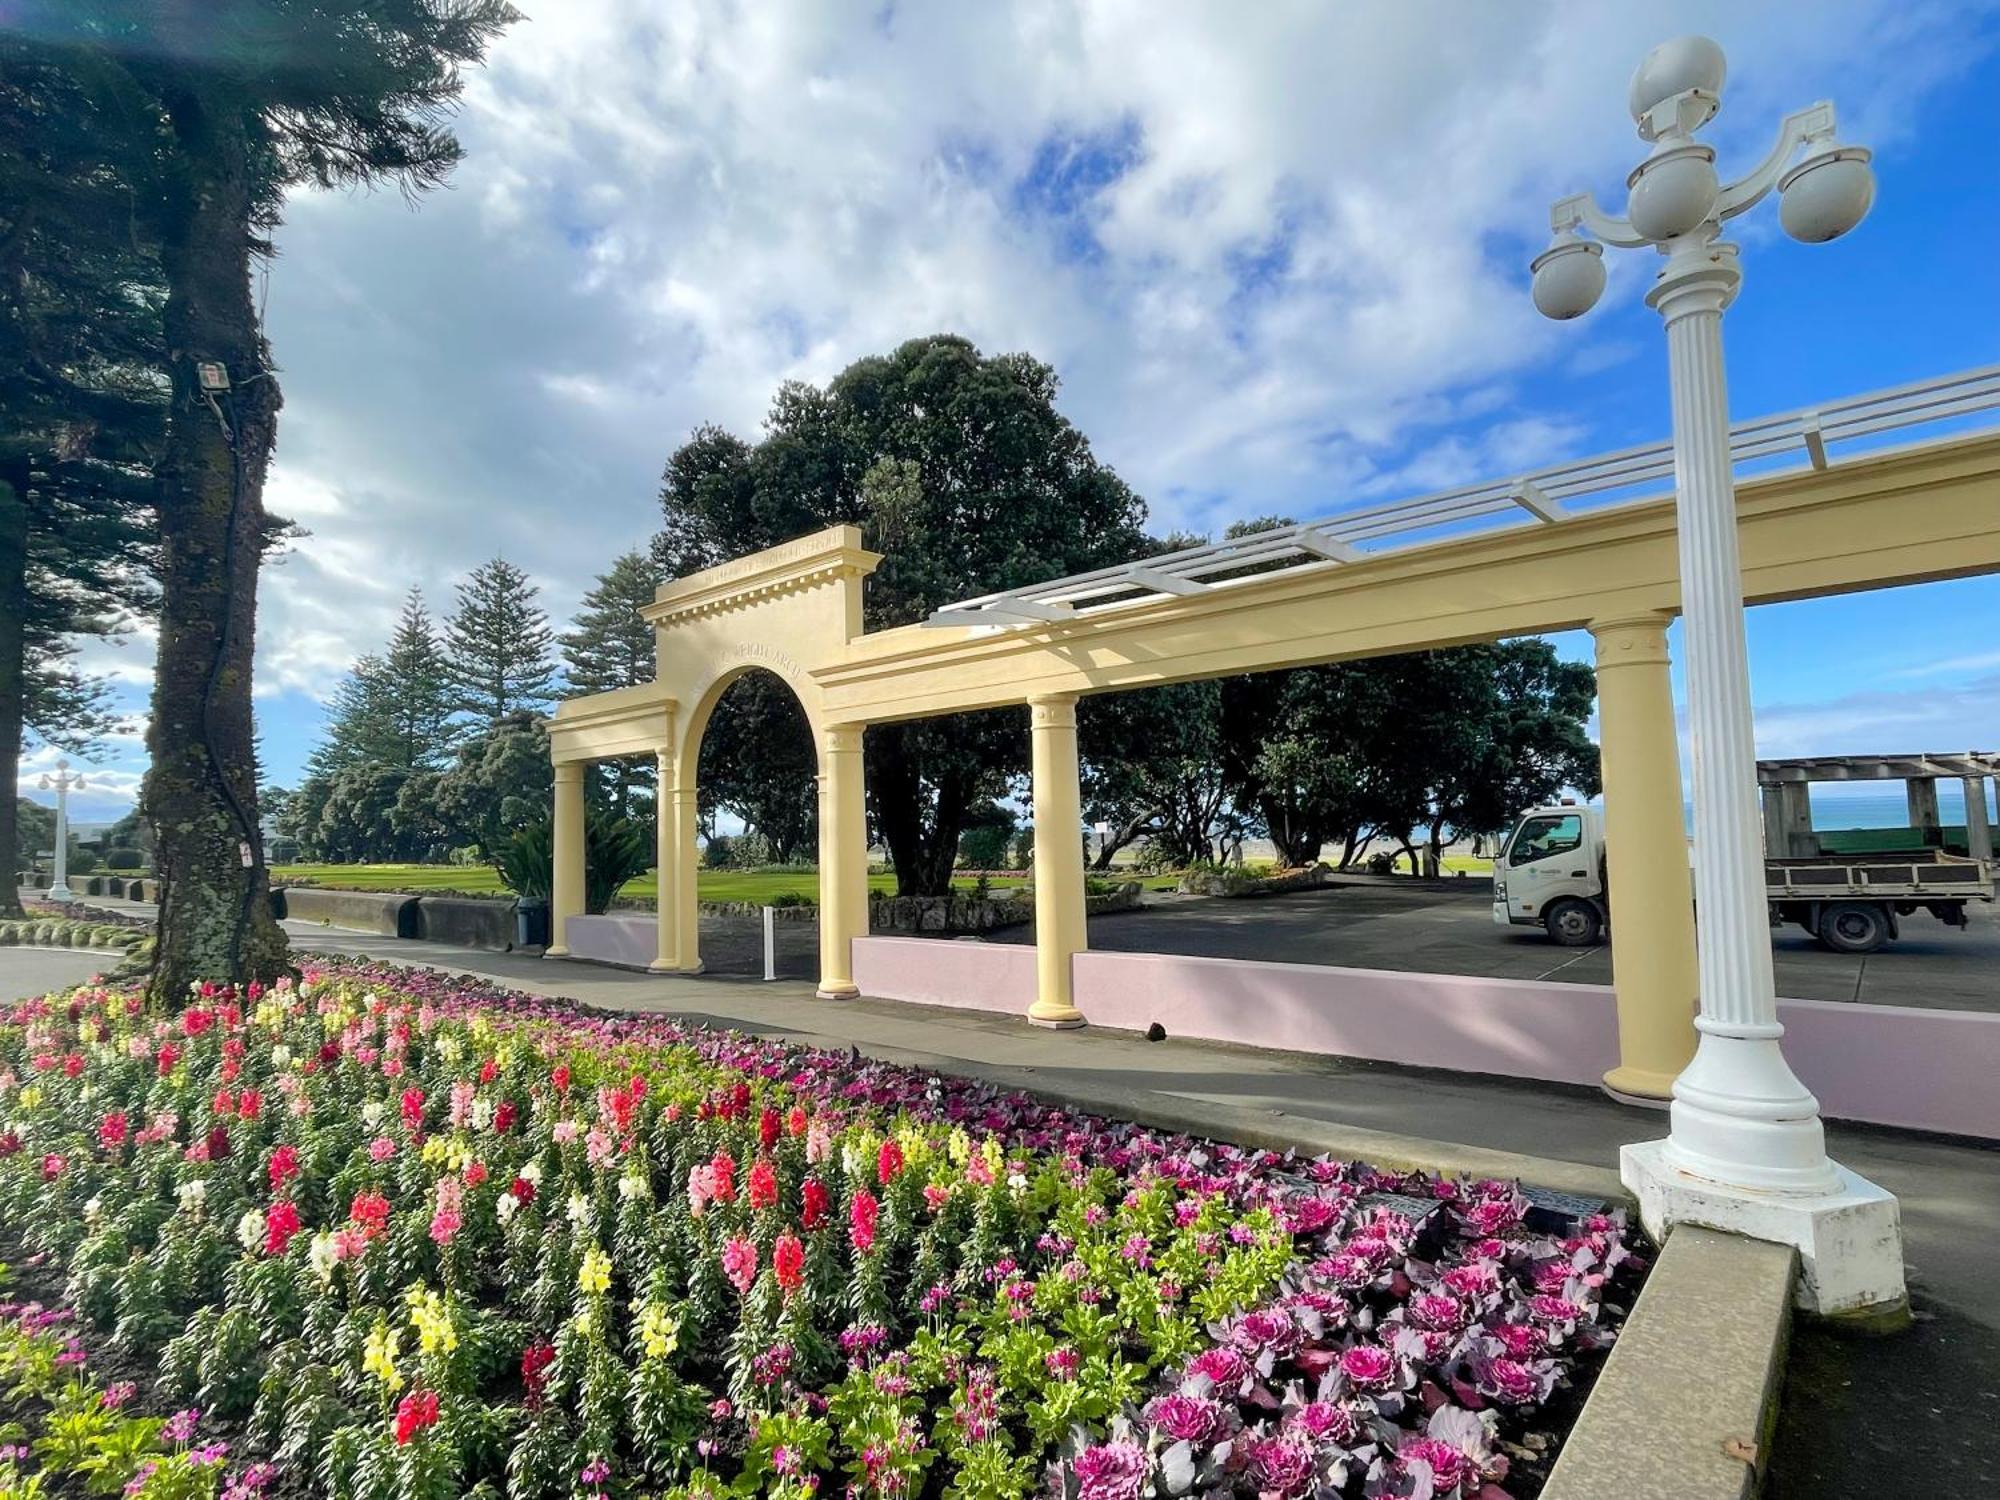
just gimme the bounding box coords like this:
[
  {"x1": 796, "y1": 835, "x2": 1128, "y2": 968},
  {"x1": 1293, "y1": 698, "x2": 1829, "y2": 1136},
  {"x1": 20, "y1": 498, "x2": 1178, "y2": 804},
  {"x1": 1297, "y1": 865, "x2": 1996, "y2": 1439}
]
[
  {"x1": 269, "y1": 887, "x2": 288, "y2": 921},
  {"x1": 516, "y1": 899, "x2": 550, "y2": 948}
]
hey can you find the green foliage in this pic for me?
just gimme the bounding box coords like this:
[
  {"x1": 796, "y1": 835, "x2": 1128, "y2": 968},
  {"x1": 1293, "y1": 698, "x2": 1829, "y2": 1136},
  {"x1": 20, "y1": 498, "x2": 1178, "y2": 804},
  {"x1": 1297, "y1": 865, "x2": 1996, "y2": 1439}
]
[
  {"x1": 655, "y1": 335, "x2": 1149, "y2": 896},
  {"x1": 445, "y1": 558, "x2": 558, "y2": 725},
  {"x1": 560, "y1": 552, "x2": 663, "y2": 818},
  {"x1": 491, "y1": 812, "x2": 651, "y2": 914},
  {"x1": 310, "y1": 590, "x2": 457, "y2": 778}
]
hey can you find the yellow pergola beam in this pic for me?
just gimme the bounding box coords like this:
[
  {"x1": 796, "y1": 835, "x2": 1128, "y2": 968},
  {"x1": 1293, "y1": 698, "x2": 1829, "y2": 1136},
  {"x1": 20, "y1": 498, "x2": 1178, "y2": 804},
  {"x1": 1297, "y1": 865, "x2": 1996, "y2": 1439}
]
[{"x1": 813, "y1": 432, "x2": 2000, "y2": 723}]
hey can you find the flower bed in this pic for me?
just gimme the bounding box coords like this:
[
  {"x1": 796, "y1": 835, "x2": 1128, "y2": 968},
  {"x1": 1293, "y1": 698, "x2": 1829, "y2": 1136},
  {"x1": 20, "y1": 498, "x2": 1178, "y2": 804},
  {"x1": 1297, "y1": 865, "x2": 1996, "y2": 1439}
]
[{"x1": 0, "y1": 961, "x2": 1643, "y2": 1498}]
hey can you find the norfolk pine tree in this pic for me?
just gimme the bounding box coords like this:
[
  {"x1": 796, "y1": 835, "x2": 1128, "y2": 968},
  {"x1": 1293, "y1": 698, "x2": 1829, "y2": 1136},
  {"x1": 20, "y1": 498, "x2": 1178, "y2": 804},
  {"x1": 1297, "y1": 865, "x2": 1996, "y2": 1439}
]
[
  {"x1": 560, "y1": 551, "x2": 662, "y2": 815},
  {"x1": 445, "y1": 557, "x2": 558, "y2": 727},
  {"x1": 11, "y1": 1, "x2": 519, "y2": 999}
]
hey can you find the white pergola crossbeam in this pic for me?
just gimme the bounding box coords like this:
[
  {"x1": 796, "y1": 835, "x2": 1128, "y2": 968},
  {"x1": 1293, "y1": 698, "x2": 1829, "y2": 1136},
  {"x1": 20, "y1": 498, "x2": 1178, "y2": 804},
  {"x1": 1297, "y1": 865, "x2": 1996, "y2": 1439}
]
[
  {"x1": 1121, "y1": 565, "x2": 1208, "y2": 596},
  {"x1": 923, "y1": 363, "x2": 2000, "y2": 628}
]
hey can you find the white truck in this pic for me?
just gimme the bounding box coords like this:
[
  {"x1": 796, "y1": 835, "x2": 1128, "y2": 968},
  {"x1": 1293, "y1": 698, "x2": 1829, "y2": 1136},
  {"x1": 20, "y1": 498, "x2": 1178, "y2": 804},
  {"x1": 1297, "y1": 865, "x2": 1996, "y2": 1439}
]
[{"x1": 1491, "y1": 790, "x2": 1997, "y2": 955}]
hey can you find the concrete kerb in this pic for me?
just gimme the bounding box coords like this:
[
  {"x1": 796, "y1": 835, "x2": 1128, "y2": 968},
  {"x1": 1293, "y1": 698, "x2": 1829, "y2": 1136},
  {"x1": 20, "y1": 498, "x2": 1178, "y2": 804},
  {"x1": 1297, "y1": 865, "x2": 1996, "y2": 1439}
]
[{"x1": 1543, "y1": 1226, "x2": 1796, "y2": 1500}]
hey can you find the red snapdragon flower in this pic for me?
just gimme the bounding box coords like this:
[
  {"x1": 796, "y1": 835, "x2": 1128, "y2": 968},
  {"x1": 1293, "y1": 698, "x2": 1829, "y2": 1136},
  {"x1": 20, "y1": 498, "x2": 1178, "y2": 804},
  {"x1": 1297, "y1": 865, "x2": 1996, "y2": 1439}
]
[
  {"x1": 550, "y1": 1064, "x2": 571, "y2": 1094},
  {"x1": 759, "y1": 1107, "x2": 781, "y2": 1151},
  {"x1": 182, "y1": 1007, "x2": 215, "y2": 1038},
  {"x1": 493, "y1": 1100, "x2": 517, "y2": 1134},
  {"x1": 155, "y1": 1043, "x2": 180, "y2": 1076},
  {"x1": 748, "y1": 1159, "x2": 779, "y2": 1210},
  {"x1": 237, "y1": 1088, "x2": 262, "y2": 1121},
  {"x1": 773, "y1": 1232, "x2": 805, "y2": 1295},
  {"x1": 350, "y1": 1189, "x2": 391, "y2": 1239},
  {"x1": 63, "y1": 1052, "x2": 84, "y2": 1079},
  {"x1": 268, "y1": 1144, "x2": 301, "y2": 1192},
  {"x1": 400, "y1": 1088, "x2": 425, "y2": 1132},
  {"x1": 478, "y1": 1057, "x2": 498, "y2": 1084},
  {"x1": 521, "y1": 1343, "x2": 555, "y2": 1409},
  {"x1": 786, "y1": 1105, "x2": 808, "y2": 1137},
  {"x1": 393, "y1": 1388, "x2": 439, "y2": 1445},
  {"x1": 709, "y1": 1150, "x2": 736, "y2": 1205},
  {"x1": 205, "y1": 1126, "x2": 232, "y2": 1160},
  {"x1": 850, "y1": 1189, "x2": 879, "y2": 1254},
  {"x1": 877, "y1": 1139, "x2": 905, "y2": 1185},
  {"x1": 98, "y1": 1112, "x2": 129, "y2": 1151},
  {"x1": 508, "y1": 1175, "x2": 537, "y2": 1205},
  {"x1": 801, "y1": 1177, "x2": 829, "y2": 1230},
  {"x1": 265, "y1": 1199, "x2": 302, "y2": 1255}
]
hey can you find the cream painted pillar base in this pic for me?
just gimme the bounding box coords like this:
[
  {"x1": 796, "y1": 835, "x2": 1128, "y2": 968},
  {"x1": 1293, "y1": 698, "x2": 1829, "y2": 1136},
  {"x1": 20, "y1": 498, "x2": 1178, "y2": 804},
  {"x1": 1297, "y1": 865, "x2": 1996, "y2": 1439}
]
[
  {"x1": 667, "y1": 783, "x2": 702, "y2": 974},
  {"x1": 1590, "y1": 613, "x2": 1699, "y2": 1101},
  {"x1": 816, "y1": 724, "x2": 867, "y2": 999},
  {"x1": 1027, "y1": 695, "x2": 1088, "y2": 1028},
  {"x1": 1623, "y1": 1140, "x2": 1908, "y2": 1320},
  {"x1": 548, "y1": 762, "x2": 586, "y2": 957}
]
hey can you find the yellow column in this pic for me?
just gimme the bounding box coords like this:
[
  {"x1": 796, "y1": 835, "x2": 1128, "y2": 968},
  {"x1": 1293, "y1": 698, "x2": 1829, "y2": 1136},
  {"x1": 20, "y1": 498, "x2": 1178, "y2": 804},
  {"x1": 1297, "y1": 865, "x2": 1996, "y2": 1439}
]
[
  {"x1": 671, "y1": 780, "x2": 702, "y2": 973},
  {"x1": 1028, "y1": 694, "x2": 1087, "y2": 1028},
  {"x1": 649, "y1": 751, "x2": 678, "y2": 972},
  {"x1": 1591, "y1": 613, "x2": 1699, "y2": 1099},
  {"x1": 816, "y1": 724, "x2": 867, "y2": 999},
  {"x1": 548, "y1": 762, "x2": 585, "y2": 957}
]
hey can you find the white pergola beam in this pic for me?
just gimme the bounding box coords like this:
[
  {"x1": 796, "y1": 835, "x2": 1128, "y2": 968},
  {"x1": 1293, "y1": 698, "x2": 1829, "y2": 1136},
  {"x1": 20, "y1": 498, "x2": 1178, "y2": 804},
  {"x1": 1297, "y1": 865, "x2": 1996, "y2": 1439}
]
[
  {"x1": 1292, "y1": 528, "x2": 1364, "y2": 563},
  {"x1": 1122, "y1": 565, "x2": 1208, "y2": 596},
  {"x1": 1511, "y1": 479, "x2": 1567, "y2": 523}
]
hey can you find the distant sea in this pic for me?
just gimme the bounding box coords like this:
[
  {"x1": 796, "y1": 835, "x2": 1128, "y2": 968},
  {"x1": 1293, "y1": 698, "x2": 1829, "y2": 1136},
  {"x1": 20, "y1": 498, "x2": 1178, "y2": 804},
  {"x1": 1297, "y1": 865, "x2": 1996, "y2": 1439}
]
[{"x1": 1687, "y1": 786, "x2": 1996, "y2": 833}]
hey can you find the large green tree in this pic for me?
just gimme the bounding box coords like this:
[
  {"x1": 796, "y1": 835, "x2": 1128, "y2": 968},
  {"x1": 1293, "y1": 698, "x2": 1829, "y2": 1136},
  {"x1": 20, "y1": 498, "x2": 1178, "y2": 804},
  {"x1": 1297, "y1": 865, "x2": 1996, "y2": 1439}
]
[
  {"x1": 0, "y1": 41, "x2": 163, "y2": 914},
  {"x1": 655, "y1": 335, "x2": 1149, "y2": 894},
  {"x1": 14, "y1": 0, "x2": 517, "y2": 1000},
  {"x1": 560, "y1": 550, "x2": 660, "y2": 816},
  {"x1": 445, "y1": 557, "x2": 557, "y2": 727}
]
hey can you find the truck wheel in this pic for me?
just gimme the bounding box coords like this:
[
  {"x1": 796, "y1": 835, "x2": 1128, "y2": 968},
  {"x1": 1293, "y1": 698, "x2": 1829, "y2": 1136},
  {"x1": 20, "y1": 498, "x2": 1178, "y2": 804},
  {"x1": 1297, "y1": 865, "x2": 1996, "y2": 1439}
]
[
  {"x1": 1543, "y1": 899, "x2": 1602, "y2": 947},
  {"x1": 1817, "y1": 902, "x2": 1890, "y2": 954}
]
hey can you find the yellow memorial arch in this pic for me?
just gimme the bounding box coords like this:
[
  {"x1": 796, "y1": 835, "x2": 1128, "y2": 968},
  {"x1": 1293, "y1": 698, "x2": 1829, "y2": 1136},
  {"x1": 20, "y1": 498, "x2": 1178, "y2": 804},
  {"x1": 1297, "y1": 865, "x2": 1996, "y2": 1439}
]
[{"x1": 550, "y1": 372, "x2": 2000, "y2": 1102}]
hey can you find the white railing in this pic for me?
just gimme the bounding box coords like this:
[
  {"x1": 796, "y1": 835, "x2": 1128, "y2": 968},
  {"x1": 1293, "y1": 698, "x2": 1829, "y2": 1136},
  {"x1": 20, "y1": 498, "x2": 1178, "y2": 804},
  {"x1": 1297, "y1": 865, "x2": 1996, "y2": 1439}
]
[{"x1": 925, "y1": 364, "x2": 2000, "y2": 627}]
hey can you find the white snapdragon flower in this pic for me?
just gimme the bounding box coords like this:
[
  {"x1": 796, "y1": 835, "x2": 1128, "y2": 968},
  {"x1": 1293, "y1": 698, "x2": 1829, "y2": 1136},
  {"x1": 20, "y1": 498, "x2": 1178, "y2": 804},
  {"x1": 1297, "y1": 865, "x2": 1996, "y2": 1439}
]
[
  {"x1": 361, "y1": 1101, "x2": 386, "y2": 1129},
  {"x1": 84, "y1": 1196, "x2": 103, "y2": 1222},
  {"x1": 618, "y1": 1171, "x2": 651, "y2": 1202},
  {"x1": 178, "y1": 1179, "x2": 208, "y2": 1211},
  {"x1": 519, "y1": 1161, "x2": 544, "y2": 1186},
  {"x1": 470, "y1": 1099, "x2": 494, "y2": 1131},
  {"x1": 236, "y1": 1209, "x2": 267, "y2": 1254},
  {"x1": 307, "y1": 1231, "x2": 340, "y2": 1282},
  {"x1": 567, "y1": 1193, "x2": 592, "y2": 1227},
  {"x1": 495, "y1": 1192, "x2": 520, "y2": 1225},
  {"x1": 270, "y1": 1045, "x2": 292, "y2": 1069}
]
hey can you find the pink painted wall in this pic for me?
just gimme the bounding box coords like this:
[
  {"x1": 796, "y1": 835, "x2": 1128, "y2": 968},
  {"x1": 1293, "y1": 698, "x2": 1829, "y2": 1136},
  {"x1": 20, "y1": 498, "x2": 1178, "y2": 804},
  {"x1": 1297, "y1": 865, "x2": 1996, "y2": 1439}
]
[
  {"x1": 847, "y1": 937, "x2": 2000, "y2": 1139},
  {"x1": 564, "y1": 914, "x2": 656, "y2": 969},
  {"x1": 852, "y1": 937, "x2": 1038, "y2": 1016}
]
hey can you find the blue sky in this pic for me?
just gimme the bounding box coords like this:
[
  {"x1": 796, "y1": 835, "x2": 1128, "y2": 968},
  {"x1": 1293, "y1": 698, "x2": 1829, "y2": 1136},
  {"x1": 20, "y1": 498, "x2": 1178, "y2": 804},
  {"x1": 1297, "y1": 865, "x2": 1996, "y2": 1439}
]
[{"x1": 35, "y1": 1, "x2": 2000, "y2": 823}]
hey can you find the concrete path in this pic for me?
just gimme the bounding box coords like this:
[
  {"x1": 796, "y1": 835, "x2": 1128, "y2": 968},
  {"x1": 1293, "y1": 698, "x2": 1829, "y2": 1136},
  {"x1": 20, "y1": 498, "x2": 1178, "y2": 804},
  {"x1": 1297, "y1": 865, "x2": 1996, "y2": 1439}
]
[
  {"x1": 0, "y1": 948, "x2": 120, "y2": 1001},
  {"x1": 1003, "y1": 881, "x2": 2000, "y2": 1013}
]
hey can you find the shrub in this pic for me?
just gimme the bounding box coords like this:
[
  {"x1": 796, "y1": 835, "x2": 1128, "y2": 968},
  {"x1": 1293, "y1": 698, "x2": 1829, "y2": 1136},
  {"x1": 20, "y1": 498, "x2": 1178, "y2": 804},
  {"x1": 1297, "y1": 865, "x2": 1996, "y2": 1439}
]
[
  {"x1": 105, "y1": 848, "x2": 144, "y2": 871},
  {"x1": 702, "y1": 834, "x2": 734, "y2": 869},
  {"x1": 492, "y1": 813, "x2": 654, "y2": 913}
]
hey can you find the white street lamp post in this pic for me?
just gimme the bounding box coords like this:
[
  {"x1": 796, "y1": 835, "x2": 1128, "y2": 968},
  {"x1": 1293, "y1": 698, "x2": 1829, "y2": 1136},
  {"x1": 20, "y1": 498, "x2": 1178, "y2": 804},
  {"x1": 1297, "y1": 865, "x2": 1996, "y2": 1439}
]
[
  {"x1": 1533, "y1": 37, "x2": 1904, "y2": 1319},
  {"x1": 37, "y1": 759, "x2": 88, "y2": 906}
]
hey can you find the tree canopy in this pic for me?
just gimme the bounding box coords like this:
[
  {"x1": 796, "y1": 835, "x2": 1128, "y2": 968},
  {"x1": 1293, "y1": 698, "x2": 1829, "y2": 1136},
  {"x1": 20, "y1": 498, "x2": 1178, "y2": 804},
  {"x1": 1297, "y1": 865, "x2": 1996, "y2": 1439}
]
[
  {"x1": 445, "y1": 557, "x2": 558, "y2": 726},
  {"x1": 656, "y1": 334, "x2": 1150, "y2": 894}
]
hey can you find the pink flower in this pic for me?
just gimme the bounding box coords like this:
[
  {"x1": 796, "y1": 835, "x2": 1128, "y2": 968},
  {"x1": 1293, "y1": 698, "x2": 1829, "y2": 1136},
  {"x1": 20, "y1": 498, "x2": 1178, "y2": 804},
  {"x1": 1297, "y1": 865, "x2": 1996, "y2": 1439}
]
[
  {"x1": 585, "y1": 1127, "x2": 612, "y2": 1167},
  {"x1": 1245, "y1": 1435, "x2": 1316, "y2": 1499},
  {"x1": 1337, "y1": 1343, "x2": 1396, "y2": 1392},
  {"x1": 721, "y1": 1236, "x2": 757, "y2": 1296},
  {"x1": 264, "y1": 1200, "x2": 301, "y2": 1255},
  {"x1": 552, "y1": 1120, "x2": 580, "y2": 1146},
  {"x1": 1144, "y1": 1392, "x2": 1225, "y2": 1444},
  {"x1": 1071, "y1": 1440, "x2": 1148, "y2": 1500},
  {"x1": 368, "y1": 1136, "x2": 395, "y2": 1163}
]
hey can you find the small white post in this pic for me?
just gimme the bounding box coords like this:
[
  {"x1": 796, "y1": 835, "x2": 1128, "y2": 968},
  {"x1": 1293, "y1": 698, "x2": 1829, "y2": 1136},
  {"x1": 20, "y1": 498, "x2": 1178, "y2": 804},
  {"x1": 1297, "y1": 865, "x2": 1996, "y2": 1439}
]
[{"x1": 762, "y1": 904, "x2": 777, "y2": 982}]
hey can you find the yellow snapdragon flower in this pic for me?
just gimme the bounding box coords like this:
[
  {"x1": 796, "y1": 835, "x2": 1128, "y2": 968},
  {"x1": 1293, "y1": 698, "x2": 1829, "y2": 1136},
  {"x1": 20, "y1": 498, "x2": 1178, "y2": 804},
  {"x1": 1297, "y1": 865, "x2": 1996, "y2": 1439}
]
[
  {"x1": 404, "y1": 1286, "x2": 458, "y2": 1357},
  {"x1": 578, "y1": 1246, "x2": 612, "y2": 1297},
  {"x1": 363, "y1": 1321, "x2": 404, "y2": 1392}
]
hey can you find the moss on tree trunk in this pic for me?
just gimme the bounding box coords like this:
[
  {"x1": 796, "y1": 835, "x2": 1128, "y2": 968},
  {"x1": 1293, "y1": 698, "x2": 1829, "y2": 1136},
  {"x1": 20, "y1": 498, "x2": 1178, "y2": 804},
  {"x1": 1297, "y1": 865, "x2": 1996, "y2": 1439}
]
[{"x1": 143, "y1": 92, "x2": 291, "y2": 1004}]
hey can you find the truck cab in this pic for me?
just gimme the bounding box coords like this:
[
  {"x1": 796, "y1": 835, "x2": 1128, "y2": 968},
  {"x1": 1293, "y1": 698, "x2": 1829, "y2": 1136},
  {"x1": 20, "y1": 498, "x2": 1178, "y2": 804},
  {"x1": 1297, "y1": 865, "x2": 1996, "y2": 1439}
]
[{"x1": 1491, "y1": 803, "x2": 1607, "y2": 946}]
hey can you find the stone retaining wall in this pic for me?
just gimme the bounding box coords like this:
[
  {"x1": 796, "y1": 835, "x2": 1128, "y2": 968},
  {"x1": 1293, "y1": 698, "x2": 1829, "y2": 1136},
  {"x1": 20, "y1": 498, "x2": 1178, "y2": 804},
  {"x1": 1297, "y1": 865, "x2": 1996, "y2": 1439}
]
[{"x1": 283, "y1": 888, "x2": 420, "y2": 938}]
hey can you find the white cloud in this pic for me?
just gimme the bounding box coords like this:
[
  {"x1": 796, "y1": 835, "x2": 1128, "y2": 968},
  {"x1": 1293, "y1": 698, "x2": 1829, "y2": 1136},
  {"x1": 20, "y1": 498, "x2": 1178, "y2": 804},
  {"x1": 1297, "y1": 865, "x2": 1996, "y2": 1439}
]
[{"x1": 35, "y1": 0, "x2": 1995, "y2": 813}]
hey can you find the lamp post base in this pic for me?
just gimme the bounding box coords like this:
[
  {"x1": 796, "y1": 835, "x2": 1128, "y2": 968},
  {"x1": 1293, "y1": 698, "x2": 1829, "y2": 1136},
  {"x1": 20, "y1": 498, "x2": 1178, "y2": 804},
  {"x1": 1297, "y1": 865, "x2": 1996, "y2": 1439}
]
[{"x1": 1621, "y1": 1138, "x2": 1908, "y2": 1321}]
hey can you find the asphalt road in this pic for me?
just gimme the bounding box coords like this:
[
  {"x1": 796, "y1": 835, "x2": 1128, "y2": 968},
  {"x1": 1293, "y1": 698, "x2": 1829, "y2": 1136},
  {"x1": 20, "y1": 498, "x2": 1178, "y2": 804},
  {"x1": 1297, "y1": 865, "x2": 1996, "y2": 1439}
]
[
  {"x1": 0, "y1": 947, "x2": 120, "y2": 1001},
  {"x1": 991, "y1": 880, "x2": 2000, "y2": 1012}
]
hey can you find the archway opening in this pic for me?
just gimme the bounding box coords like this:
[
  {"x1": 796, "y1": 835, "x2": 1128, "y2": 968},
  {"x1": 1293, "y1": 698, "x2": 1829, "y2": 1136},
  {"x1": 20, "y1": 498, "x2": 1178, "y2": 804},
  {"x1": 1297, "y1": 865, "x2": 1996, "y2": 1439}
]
[{"x1": 689, "y1": 667, "x2": 820, "y2": 976}]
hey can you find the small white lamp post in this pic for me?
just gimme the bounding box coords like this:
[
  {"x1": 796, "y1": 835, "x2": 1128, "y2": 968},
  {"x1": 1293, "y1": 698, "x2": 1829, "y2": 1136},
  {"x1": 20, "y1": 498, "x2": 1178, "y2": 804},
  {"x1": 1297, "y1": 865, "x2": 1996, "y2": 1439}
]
[
  {"x1": 37, "y1": 759, "x2": 88, "y2": 905},
  {"x1": 1533, "y1": 37, "x2": 1903, "y2": 1318}
]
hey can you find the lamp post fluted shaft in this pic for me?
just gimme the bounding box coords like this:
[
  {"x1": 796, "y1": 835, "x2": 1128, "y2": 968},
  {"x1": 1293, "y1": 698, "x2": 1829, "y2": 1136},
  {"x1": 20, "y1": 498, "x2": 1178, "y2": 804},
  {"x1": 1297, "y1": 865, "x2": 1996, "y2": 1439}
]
[
  {"x1": 39, "y1": 759, "x2": 86, "y2": 905},
  {"x1": 1532, "y1": 36, "x2": 1904, "y2": 1317}
]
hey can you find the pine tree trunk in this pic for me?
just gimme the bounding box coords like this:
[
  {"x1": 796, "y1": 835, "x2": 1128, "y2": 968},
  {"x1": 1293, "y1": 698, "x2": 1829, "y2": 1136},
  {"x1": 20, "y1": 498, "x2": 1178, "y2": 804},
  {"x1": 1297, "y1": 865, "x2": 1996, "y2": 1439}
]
[
  {"x1": 0, "y1": 471, "x2": 27, "y2": 918},
  {"x1": 143, "y1": 92, "x2": 290, "y2": 1004}
]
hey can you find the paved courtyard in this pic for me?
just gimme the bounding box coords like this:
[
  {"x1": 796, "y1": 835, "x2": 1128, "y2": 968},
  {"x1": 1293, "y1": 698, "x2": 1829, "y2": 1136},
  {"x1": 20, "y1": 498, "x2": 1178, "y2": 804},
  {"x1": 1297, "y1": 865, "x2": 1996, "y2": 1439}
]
[{"x1": 995, "y1": 879, "x2": 2000, "y2": 1012}]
